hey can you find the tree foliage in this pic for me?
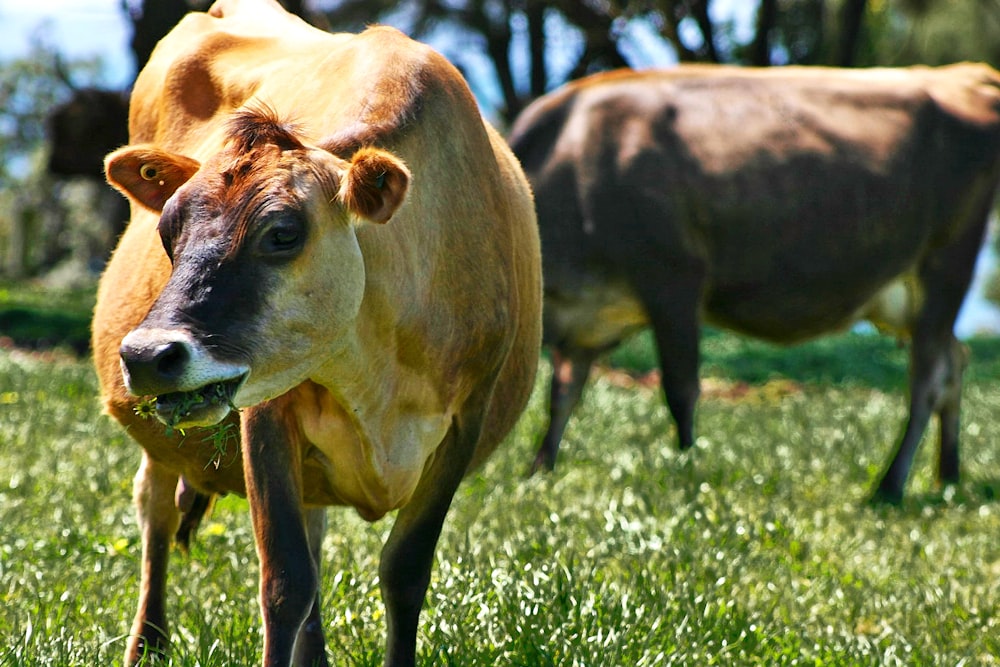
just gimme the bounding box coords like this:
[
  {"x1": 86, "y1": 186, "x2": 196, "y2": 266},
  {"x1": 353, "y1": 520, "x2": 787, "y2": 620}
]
[
  {"x1": 0, "y1": 42, "x2": 98, "y2": 186},
  {"x1": 0, "y1": 37, "x2": 108, "y2": 279},
  {"x1": 309, "y1": 0, "x2": 1000, "y2": 124}
]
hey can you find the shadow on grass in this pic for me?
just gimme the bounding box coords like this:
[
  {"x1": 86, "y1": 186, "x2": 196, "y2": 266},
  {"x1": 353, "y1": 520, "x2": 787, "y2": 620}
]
[
  {"x1": 875, "y1": 477, "x2": 1000, "y2": 516},
  {"x1": 606, "y1": 327, "x2": 1000, "y2": 393},
  {"x1": 0, "y1": 306, "x2": 90, "y2": 354},
  {"x1": 0, "y1": 282, "x2": 95, "y2": 354}
]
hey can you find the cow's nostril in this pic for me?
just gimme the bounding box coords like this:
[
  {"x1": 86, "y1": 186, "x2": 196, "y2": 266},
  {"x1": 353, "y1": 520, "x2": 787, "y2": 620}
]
[{"x1": 154, "y1": 341, "x2": 189, "y2": 379}]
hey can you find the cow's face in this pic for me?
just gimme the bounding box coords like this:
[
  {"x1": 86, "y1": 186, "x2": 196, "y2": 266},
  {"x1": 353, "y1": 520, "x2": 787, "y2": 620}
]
[{"x1": 105, "y1": 108, "x2": 409, "y2": 429}]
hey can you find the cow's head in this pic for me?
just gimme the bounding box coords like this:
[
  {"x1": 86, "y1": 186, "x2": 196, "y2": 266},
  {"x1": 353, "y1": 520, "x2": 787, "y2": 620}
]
[{"x1": 106, "y1": 105, "x2": 410, "y2": 429}]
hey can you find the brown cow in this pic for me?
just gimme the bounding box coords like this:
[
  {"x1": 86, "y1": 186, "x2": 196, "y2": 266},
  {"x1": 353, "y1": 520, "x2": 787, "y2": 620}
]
[
  {"x1": 92, "y1": 1, "x2": 541, "y2": 665},
  {"x1": 508, "y1": 64, "x2": 1000, "y2": 503}
]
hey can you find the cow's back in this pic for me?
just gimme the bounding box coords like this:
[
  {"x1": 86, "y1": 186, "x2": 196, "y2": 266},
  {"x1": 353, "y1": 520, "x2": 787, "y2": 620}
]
[{"x1": 511, "y1": 64, "x2": 1000, "y2": 343}]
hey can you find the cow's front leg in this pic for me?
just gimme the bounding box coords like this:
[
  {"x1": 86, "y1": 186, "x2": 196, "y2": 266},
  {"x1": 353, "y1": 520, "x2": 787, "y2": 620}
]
[
  {"x1": 292, "y1": 508, "x2": 329, "y2": 667},
  {"x1": 873, "y1": 332, "x2": 966, "y2": 504},
  {"x1": 125, "y1": 452, "x2": 181, "y2": 665},
  {"x1": 935, "y1": 337, "x2": 967, "y2": 486},
  {"x1": 379, "y1": 391, "x2": 488, "y2": 667},
  {"x1": 241, "y1": 404, "x2": 323, "y2": 667}
]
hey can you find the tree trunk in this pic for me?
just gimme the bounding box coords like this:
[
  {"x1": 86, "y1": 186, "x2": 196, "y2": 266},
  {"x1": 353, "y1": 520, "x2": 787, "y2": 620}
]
[
  {"x1": 750, "y1": 0, "x2": 778, "y2": 66},
  {"x1": 835, "y1": 0, "x2": 868, "y2": 66},
  {"x1": 527, "y1": 0, "x2": 547, "y2": 98},
  {"x1": 690, "y1": 0, "x2": 721, "y2": 62}
]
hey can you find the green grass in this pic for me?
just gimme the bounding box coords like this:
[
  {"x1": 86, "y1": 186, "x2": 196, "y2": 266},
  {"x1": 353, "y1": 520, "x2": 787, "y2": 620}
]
[
  {"x1": 0, "y1": 282, "x2": 95, "y2": 353},
  {"x1": 2, "y1": 328, "x2": 1000, "y2": 666}
]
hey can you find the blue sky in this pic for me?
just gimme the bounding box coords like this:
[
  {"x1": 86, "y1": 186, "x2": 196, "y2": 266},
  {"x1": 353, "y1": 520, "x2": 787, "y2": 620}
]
[{"x1": 0, "y1": 0, "x2": 133, "y2": 87}]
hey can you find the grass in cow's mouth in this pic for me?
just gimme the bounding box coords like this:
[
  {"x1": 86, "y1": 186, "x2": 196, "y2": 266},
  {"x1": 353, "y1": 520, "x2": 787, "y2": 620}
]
[
  {"x1": 200, "y1": 420, "x2": 240, "y2": 470},
  {"x1": 133, "y1": 381, "x2": 241, "y2": 469}
]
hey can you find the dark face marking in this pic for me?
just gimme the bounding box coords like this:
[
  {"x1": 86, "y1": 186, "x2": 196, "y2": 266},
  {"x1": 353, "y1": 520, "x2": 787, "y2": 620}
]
[{"x1": 140, "y1": 107, "x2": 323, "y2": 366}]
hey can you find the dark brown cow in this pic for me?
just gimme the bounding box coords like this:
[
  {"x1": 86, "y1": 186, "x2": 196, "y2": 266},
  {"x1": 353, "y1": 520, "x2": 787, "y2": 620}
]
[
  {"x1": 47, "y1": 88, "x2": 129, "y2": 179},
  {"x1": 508, "y1": 64, "x2": 1000, "y2": 503},
  {"x1": 93, "y1": 1, "x2": 541, "y2": 665}
]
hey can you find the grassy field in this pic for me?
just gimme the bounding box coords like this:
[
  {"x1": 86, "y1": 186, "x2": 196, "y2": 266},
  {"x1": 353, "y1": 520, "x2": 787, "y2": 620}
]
[{"x1": 1, "y1": 325, "x2": 999, "y2": 666}]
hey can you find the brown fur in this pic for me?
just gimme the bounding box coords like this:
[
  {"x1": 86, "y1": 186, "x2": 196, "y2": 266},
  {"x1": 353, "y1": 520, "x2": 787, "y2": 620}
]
[
  {"x1": 338, "y1": 147, "x2": 411, "y2": 224},
  {"x1": 94, "y1": 1, "x2": 541, "y2": 664}
]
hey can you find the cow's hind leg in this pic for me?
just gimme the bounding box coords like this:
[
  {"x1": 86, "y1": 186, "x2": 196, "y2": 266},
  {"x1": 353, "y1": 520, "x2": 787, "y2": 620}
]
[
  {"x1": 871, "y1": 212, "x2": 985, "y2": 504},
  {"x1": 379, "y1": 388, "x2": 490, "y2": 667},
  {"x1": 631, "y1": 272, "x2": 704, "y2": 451},
  {"x1": 125, "y1": 453, "x2": 181, "y2": 665},
  {"x1": 872, "y1": 332, "x2": 967, "y2": 504},
  {"x1": 530, "y1": 346, "x2": 596, "y2": 475},
  {"x1": 293, "y1": 508, "x2": 330, "y2": 667},
  {"x1": 173, "y1": 478, "x2": 214, "y2": 552}
]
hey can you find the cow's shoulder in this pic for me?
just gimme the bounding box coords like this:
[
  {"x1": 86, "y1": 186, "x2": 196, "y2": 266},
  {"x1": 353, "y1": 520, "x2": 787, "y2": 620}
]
[{"x1": 311, "y1": 26, "x2": 475, "y2": 156}]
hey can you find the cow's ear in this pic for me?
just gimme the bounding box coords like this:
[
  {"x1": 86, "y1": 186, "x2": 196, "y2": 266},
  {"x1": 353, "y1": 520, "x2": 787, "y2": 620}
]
[
  {"x1": 105, "y1": 146, "x2": 201, "y2": 213},
  {"x1": 338, "y1": 147, "x2": 410, "y2": 224}
]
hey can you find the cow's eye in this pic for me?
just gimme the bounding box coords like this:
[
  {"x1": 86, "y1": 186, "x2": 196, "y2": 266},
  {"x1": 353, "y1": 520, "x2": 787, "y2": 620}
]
[
  {"x1": 271, "y1": 228, "x2": 299, "y2": 248},
  {"x1": 259, "y1": 217, "x2": 304, "y2": 258}
]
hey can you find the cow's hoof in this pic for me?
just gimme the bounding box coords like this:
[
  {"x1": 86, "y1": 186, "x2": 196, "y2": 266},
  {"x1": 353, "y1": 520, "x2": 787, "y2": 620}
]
[
  {"x1": 527, "y1": 451, "x2": 556, "y2": 478},
  {"x1": 867, "y1": 486, "x2": 903, "y2": 507},
  {"x1": 527, "y1": 459, "x2": 553, "y2": 478}
]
